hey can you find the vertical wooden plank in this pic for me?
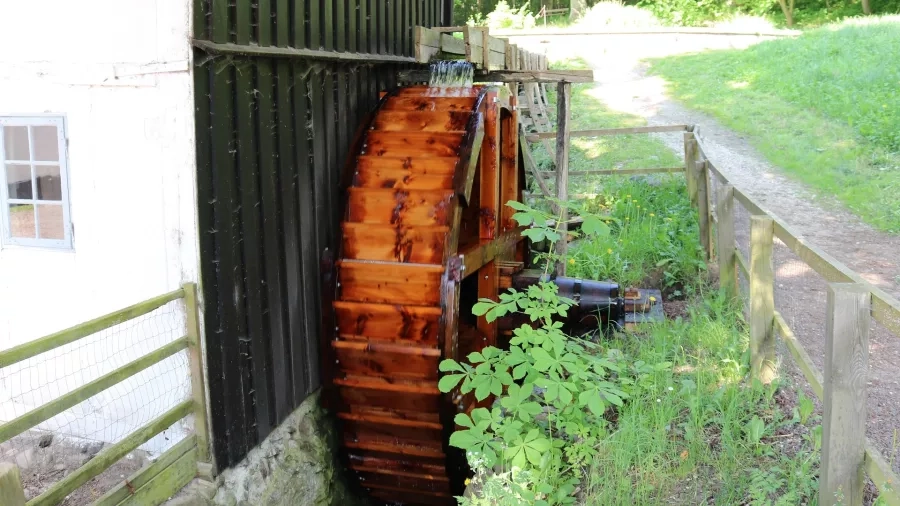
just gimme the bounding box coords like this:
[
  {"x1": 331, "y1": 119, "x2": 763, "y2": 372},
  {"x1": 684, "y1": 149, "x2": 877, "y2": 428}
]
[
  {"x1": 324, "y1": 72, "x2": 338, "y2": 245},
  {"x1": 210, "y1": 61, "x2": 251, "y2": 462},
  {"x1": 348, "y1": 0, "x2": 357, "y2": 52},
  {"x1": 212, "y1": 0, "x2": 230, "y2": 42},
  {"x1": 257, "y1": 59, "x2": 292, "y2": 423},
  {"x1": 235, "y1": 58, "x2": 272, "y2": 440},
  {"x1": 293, "y1": 0, "x2": 307, "y2": 47},
  {"x1": 749, "y1": 215, "x2": 776, "y2": 383},
  {"x1": 275, "y1": 0, "x2": 289, "y2": 47},
  {"x1": 323, "y1": 0, "x2": 334, "y2": 51},
  {"x1": 275, "y1": 60, "x2": 299, "y2": 409},
  {"x1": 405, "y1": 0, "x2": 412, "y2": 56},
  {"x1": 821, "y1": 283, "x2": 870, "y2": 506},
  {"x1": 480, "y1": 93, "x2": 500, "y2": 241},
  {"x1": 382, "y1": 0, "x2": 390, "y2": 54},
  {"x1": 184, "y1": 283, "x2": 212, "y2": 464},
  {"x1": 683, "y1": 130, "x2": 698, "y2": 208},
  {"x1": 0, "y1": 463, "x2": 26, "y2": 506},
  {"x1": 308, "y1": 0, "x2": 320, "y2": 49},
  {"x1": 236, "y1": 0, "x2": 251, "y2": 44},
  {"x1": 336, "y1": 0, "x2": 346, "y2": 52},
  {"x1": 194, "y1": 0, "x2": 211, "y2": 40},
  {"x1": 553, "y1": 82, "x2": 571, "y2": 277},
  {"x1": 257, "y1": 0, "x2": 271, "y2": 44},
  {"x1": 716, "y1": 184, "x2": 737, "y2": 298},
  {"x1": 696, "y1": 160, "x2": 711, "y2": 261},
  {"x1": 309, "y1": 70, "x2": 331, "y2": 397},
  {"x1": 394, "y1": 0, "x2": 403, "y2": 55},
  {"x1": 500, "y1": 103, "x2": 519, "y2": 234},
  {"x1": 361, "y1": 0, "x2": 371, "y2": 53}
]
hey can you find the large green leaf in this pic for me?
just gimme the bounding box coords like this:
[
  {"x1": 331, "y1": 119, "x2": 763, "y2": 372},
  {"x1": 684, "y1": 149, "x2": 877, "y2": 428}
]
[{"x1": 438, "y1": 374, "x2": 464, "y2": 392}]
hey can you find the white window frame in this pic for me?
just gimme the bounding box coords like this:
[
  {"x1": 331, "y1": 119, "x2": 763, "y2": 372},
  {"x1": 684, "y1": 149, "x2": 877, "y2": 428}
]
[{"x1": 0, "y1": 116, "x2": 73, "y2": 249}]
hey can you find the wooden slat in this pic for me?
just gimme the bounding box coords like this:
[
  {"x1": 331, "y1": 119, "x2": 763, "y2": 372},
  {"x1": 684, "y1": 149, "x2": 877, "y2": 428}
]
[
  {"x1": 554, "y1": 81, "x2": 571, "y2": 277},
  {"x1": 0, "y1": 337, "x2": 189, "y2": 443},
  {"x1": 399, "y1": 69, "x2": 594, "y2": 83},
  {"x1": 354, "y1": 469, "x2": 451, "y2": 494},
  {"x1": 346, "y1": 188, "x2": 455, "y2": 226},
  {"x1": 394, "y1": 87, "x2": 481, "y2": 97},
  {"x1": 366, "y1": 484, "x2": 455, "y2": 506},
  {"x1": 333, "y1": 340, "x2": 440, "y2": 380},
  {"x1": 364, "y1": 131, "x2": 465, "y2": 157},
  {"x1": 333, "y1": 301, "x2": 441, "y2": 344},
  {"x1": 342, "y1": 417, "x2": 443, "y2": 445},
  {"x1": 355, "y1": 165, "x2": 455, "y2": 190},
  {"x1": 338, "y1": 261, "x2": 443, "y2": 305},
  {"x1": 342, "y1": 223, "x2": 448, "y2": 264},
  {"x1": 864, "y1": 441, "x2": 900, "y2": 506},
  {"x1": 736, "y1": 247, "x2": 750, "y2": 278},
  {"x1": 347, "y1": 452, "x2": 446, "y2": 475},
  {"x1": 372, "y1": 111, "x2": 473, "y2": 132},
  {"x1": 0, "y1": 289, "x2": 183, "y2": 368},
  {"x1": 192, "y1": 40, "x2": 417, "y2": 63},
  {"x1": 345, "y1": 440, "x2": 444, "y2": 459},
  {"x1": 382, "y1": 96, "x2": 476, "y2": 112},
  {"x1": 356, "y1": 155, "x2": 458, "y2": 175},
  {"x1": 749, "y1": 216, "x2": 776, "y2": 383},
  {"x1": 337, "y1": 381, "x2": 441, "y2": 413},
  {"x1": 107, "y1": 445, "x2": 199, "y2": 506},
  {"x1": 27, "y1": 401, "x2": 193, "y2": 506},
  {"x1": 92, "y1": 436, "x2": 197, "y2": 506},
  {"x1": 525, "y1": 124, "x2": 688, "y2": 141},
  {"x1": 460, "y1": 228, "x2": 525, "y2": 277}
]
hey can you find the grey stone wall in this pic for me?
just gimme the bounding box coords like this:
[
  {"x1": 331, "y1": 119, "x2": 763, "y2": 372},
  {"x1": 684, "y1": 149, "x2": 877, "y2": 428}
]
[{"x1": 208, "y1": 391, "x2": 364, "y2": 506}]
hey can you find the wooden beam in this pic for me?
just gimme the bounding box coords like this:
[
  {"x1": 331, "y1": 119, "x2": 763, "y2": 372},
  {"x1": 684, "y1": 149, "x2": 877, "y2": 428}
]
[
  {"x1": 696, "y1": 160, "x2": 712, "y2": 261},
  {"x1": 398, "y1": 69, "x2": 594, "y2": 83},
  {"x1": 0, "y1": 464, "x2": 25, "y2": 506},
  {"x1": 684, "y1": 131, "x2": 699, "y2": 208},
  {"x1": 519, "y1": 130, "x2": 552, "y2": 198},
  {"x1": 0, "y1": 337, "x2": 189, "y2": 442},
  {"x1": 525, "y1": 124, "x2": 689, "y2": 141},
  {"x1": 184, "y1": 282, "x2": 212, "y2": 466},
  {"x1": 0, "y1": 288, "x2": 184, "y2": 369},
  {"x1": 461, "y1": 228, "x2": 526, "y2": 277},
  {"x1": 28, "y1": 400, "x2": 194, "y2": 506},
  {"x1": 92, "y1": 436, "x2": 198, "y2": 506},
  {"x1": 749, "y1": 215, "x2": 776, "y2": 383},
  {"x1": 716, "y1": 184, "x2": 737, "y2": 298},
  {"x1": 193, "y1": 39, "x2": 417, "y2": 64},
  {"x1": 864, "y1": 440, "x2": 900, "y2": 506},
  {"x1": 539, "y1": 167, "x2": 684, "y2": 177},
  {"x1": 554, "y1": 82, "x2": 571, "y2": 277},
  {"x1": 775, "y1": 311, "x2": 823, "y2": 398},
  {"x1": 821, "y1": 283, "x2": 870, "y2": 506}
]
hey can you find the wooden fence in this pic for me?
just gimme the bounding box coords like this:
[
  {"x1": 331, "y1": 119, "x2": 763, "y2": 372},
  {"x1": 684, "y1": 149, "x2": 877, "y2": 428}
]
[
  {"x1": 0, "y1": 284, "x2": 211, "y2": 506},
  {"x1": 528, "y1": 123, "x2": 900, "y2": 505}
]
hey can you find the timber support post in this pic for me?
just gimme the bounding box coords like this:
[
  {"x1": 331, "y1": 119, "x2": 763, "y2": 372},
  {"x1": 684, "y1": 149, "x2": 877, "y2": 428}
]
[
  {"x1": 184, "y1": 282, "x2": 212, "y2": 468},
  {"x1": 821, "y1": 283, "x2": 870, "y2": 506},
  {"x1": 683, "y1": 127, "x2": 698, "y2": 208},
  {"x1": 716, "y1": 184, "x2": 737, "y2": 297},
  {"x1": 554, "y1": 81, "x2": 571, "y2": 276},
  {"x1": 696, "y1": 160, "x2": 712, "y2": 261},
  {"x1": 0, "y1": 463, "x2": 26, "y2": 506},
  {"x1": 749, "y1": 215, "x2": 776, "y2": 383}
]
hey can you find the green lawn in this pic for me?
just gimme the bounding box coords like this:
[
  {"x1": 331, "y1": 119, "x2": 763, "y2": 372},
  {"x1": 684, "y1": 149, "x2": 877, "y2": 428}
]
[{"x1": 649, "y1": 17, "x2": 900, "y2": 233}]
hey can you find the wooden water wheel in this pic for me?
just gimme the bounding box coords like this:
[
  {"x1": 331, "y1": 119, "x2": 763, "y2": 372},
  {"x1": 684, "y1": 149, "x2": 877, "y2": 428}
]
[{"x1": 329, "y1": 84, "x2": 524, "y2": 506}]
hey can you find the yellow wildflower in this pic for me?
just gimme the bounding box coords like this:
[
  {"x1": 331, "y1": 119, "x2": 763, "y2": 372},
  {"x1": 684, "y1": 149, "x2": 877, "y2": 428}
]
[
  {"x1": 465, "y1": 478, "x2": 471, "y2": 486},
  {"x1": 569, "y1": 258, "x2": 576, "y2": 265},
  {"x1": 649, "y1": 213, "x2": 655, "y2": 217},
  {"x1": 649, "y1": 296, "x2": 657, "y2": 302},
  {"x1": 626, "y1": 194, "x2": 631, "y2": 198},
  {"x1": 607, "y1": 248, "x2": 613, "y2": 254}
]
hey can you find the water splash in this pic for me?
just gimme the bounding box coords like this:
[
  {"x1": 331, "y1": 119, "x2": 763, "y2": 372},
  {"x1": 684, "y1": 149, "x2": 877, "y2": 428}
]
[{"x1": 428, "y1": 60, "x2": 474, "y2": 89}]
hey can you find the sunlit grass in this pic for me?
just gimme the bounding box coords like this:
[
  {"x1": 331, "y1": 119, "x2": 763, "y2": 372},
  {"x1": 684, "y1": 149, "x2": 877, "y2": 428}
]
[{"x1": 650, "y1": 17, "x2": 900, "y2": 233}]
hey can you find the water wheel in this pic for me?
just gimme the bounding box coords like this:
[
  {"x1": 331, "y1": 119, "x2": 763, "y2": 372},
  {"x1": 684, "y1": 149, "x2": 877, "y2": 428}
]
[{"x1": 329, "y1": 84, "x2": 524, "y2": 505}]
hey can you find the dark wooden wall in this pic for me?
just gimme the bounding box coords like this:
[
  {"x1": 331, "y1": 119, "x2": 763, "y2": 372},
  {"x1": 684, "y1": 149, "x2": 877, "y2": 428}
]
[{"x1": 193, "y1": 0, "x2": 449, "y2": 468}]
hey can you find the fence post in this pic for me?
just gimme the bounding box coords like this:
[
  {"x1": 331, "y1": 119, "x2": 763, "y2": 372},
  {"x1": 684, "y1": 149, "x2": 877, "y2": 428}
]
[
  {"x1": 553, "y1": 81, "x2": 571, "y2": 277},
  {"x1": 683, "y1": 128, "x2": 698, "y2": 208},
  {"x1": 749, "y1": 215, "x2": 776, "y2": 383},
  {"x1": 0, "y1": 463, "x2": 26, "y2": 506},
  {"x1": 696, "y1": 160, "x2": 712, "y2": 261},
  {"x1": 184, "y1": 282, "x2": 212, "y2": 466},
  {"x1": 821, "y1": 283, "x2": 870, "y2": 506},
  {"x1": 716, "y1": 184, "x2": 737, "y2": 297}
]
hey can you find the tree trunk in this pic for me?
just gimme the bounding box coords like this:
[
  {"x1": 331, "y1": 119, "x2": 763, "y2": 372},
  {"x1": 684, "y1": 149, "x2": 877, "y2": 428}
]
[
  {"x1": 570, "y1": 0, "x2": 586, "y2": 21},
  {"x1": 777, "y1": 0, "x2": 794, "y2": 27},
  {"x1": 862, "y1": 0, "x2": 872, "y2": 14}
]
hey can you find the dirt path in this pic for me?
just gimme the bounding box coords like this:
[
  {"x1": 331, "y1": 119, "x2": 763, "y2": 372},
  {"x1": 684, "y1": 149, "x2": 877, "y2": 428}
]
[{"x1": 509, "y1": 33, "x2": 900, "y2": 476}]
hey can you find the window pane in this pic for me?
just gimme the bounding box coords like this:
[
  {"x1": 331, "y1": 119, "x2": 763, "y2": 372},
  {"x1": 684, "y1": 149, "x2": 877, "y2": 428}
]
[
  {"x1": 37, "y1": 204, "x2": 64, "y2": 239},
  {"x1": 8, "y1": 204, "x2": 36, "y2": 238},
  {"x1": 36, "y1": 165, "x2": 62, "y2": 200},
  {"x1": 32, "y1": 125, "x2": 60, "y2": 162},
  {"x1": 5, "y1": 164, "x2": 33, "y2": 199},
  {"x1": 3, "y1": 126, "x2": 30, "y2": 160}
]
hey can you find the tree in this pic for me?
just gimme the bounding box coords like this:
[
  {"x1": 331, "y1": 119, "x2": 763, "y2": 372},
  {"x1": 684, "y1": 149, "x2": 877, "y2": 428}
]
[
  {"x1": 570, "y1": 0, "x2": 587, "y2": 21},
  {"x1": 776, "y1": 0, "x2": 795, "y2": 26},
  {"x1": 862, "y1": 0, "x2": 872, "y2": 14}
]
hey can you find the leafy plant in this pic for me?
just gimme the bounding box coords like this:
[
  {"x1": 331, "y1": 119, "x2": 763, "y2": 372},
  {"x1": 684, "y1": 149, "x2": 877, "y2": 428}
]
[
  {"x1": 439, "y1": 200, "x2": 663, "y2": 504},
  {"x1": 796, "y1": 391, "x2": 815, "y2": 425}
]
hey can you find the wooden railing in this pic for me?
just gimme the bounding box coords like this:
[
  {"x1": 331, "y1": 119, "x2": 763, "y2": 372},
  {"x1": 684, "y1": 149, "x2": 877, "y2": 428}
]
[
  {"x1": 0, "y1": 283, "x2": 212, "y2": 506},
  {"x1": 524, "y1": 122, "x2": 900, "y2": 505},
  {"x1": 688, "y1": 131, "x2": 900, "y2": 506}
]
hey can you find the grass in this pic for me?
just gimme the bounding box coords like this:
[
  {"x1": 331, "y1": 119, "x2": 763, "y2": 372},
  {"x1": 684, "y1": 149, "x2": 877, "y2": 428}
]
[
  {"x1": 585, "y1": 291, "x2": 822, "y2": 505},
  {"x1": 533, "y1": 57, "x2": 703, "y2": 291},
  {"x1": 649, "y1": 17, "x2": 900, "y2": 233}
]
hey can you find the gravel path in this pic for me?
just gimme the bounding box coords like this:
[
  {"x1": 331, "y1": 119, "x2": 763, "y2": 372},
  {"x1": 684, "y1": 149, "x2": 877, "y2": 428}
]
[{"x1": 509, "y1": 32, "x2": 900, "y2": 476}]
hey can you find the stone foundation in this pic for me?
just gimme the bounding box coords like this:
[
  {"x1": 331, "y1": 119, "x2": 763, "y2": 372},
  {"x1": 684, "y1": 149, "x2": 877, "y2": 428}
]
[{"x1": 207, "y1": 391, "x2": 363, "y2": 506}]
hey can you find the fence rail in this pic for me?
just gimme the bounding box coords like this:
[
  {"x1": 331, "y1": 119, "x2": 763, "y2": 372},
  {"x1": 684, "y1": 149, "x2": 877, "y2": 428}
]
[
  {"x1": 0, "y1": 283, "x2": 211, "y2": 506},
  {"x1": 688, "y1": 132, "x2": 900, "y2": 506},
  {"x1": 530, "y1": 121, "x2": 900, "y2": 505}
]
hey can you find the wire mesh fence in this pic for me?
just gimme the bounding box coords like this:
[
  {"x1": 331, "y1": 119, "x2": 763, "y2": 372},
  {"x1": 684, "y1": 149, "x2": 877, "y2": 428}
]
[{"x1": 0, "y1": 297, "x2": 193, "y2": 503}]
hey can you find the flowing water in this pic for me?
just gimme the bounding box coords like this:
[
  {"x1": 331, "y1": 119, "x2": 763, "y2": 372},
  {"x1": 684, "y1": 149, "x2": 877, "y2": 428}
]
[{"x1": 428, "y1": 60, "x2": 474, "y2": 89}]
